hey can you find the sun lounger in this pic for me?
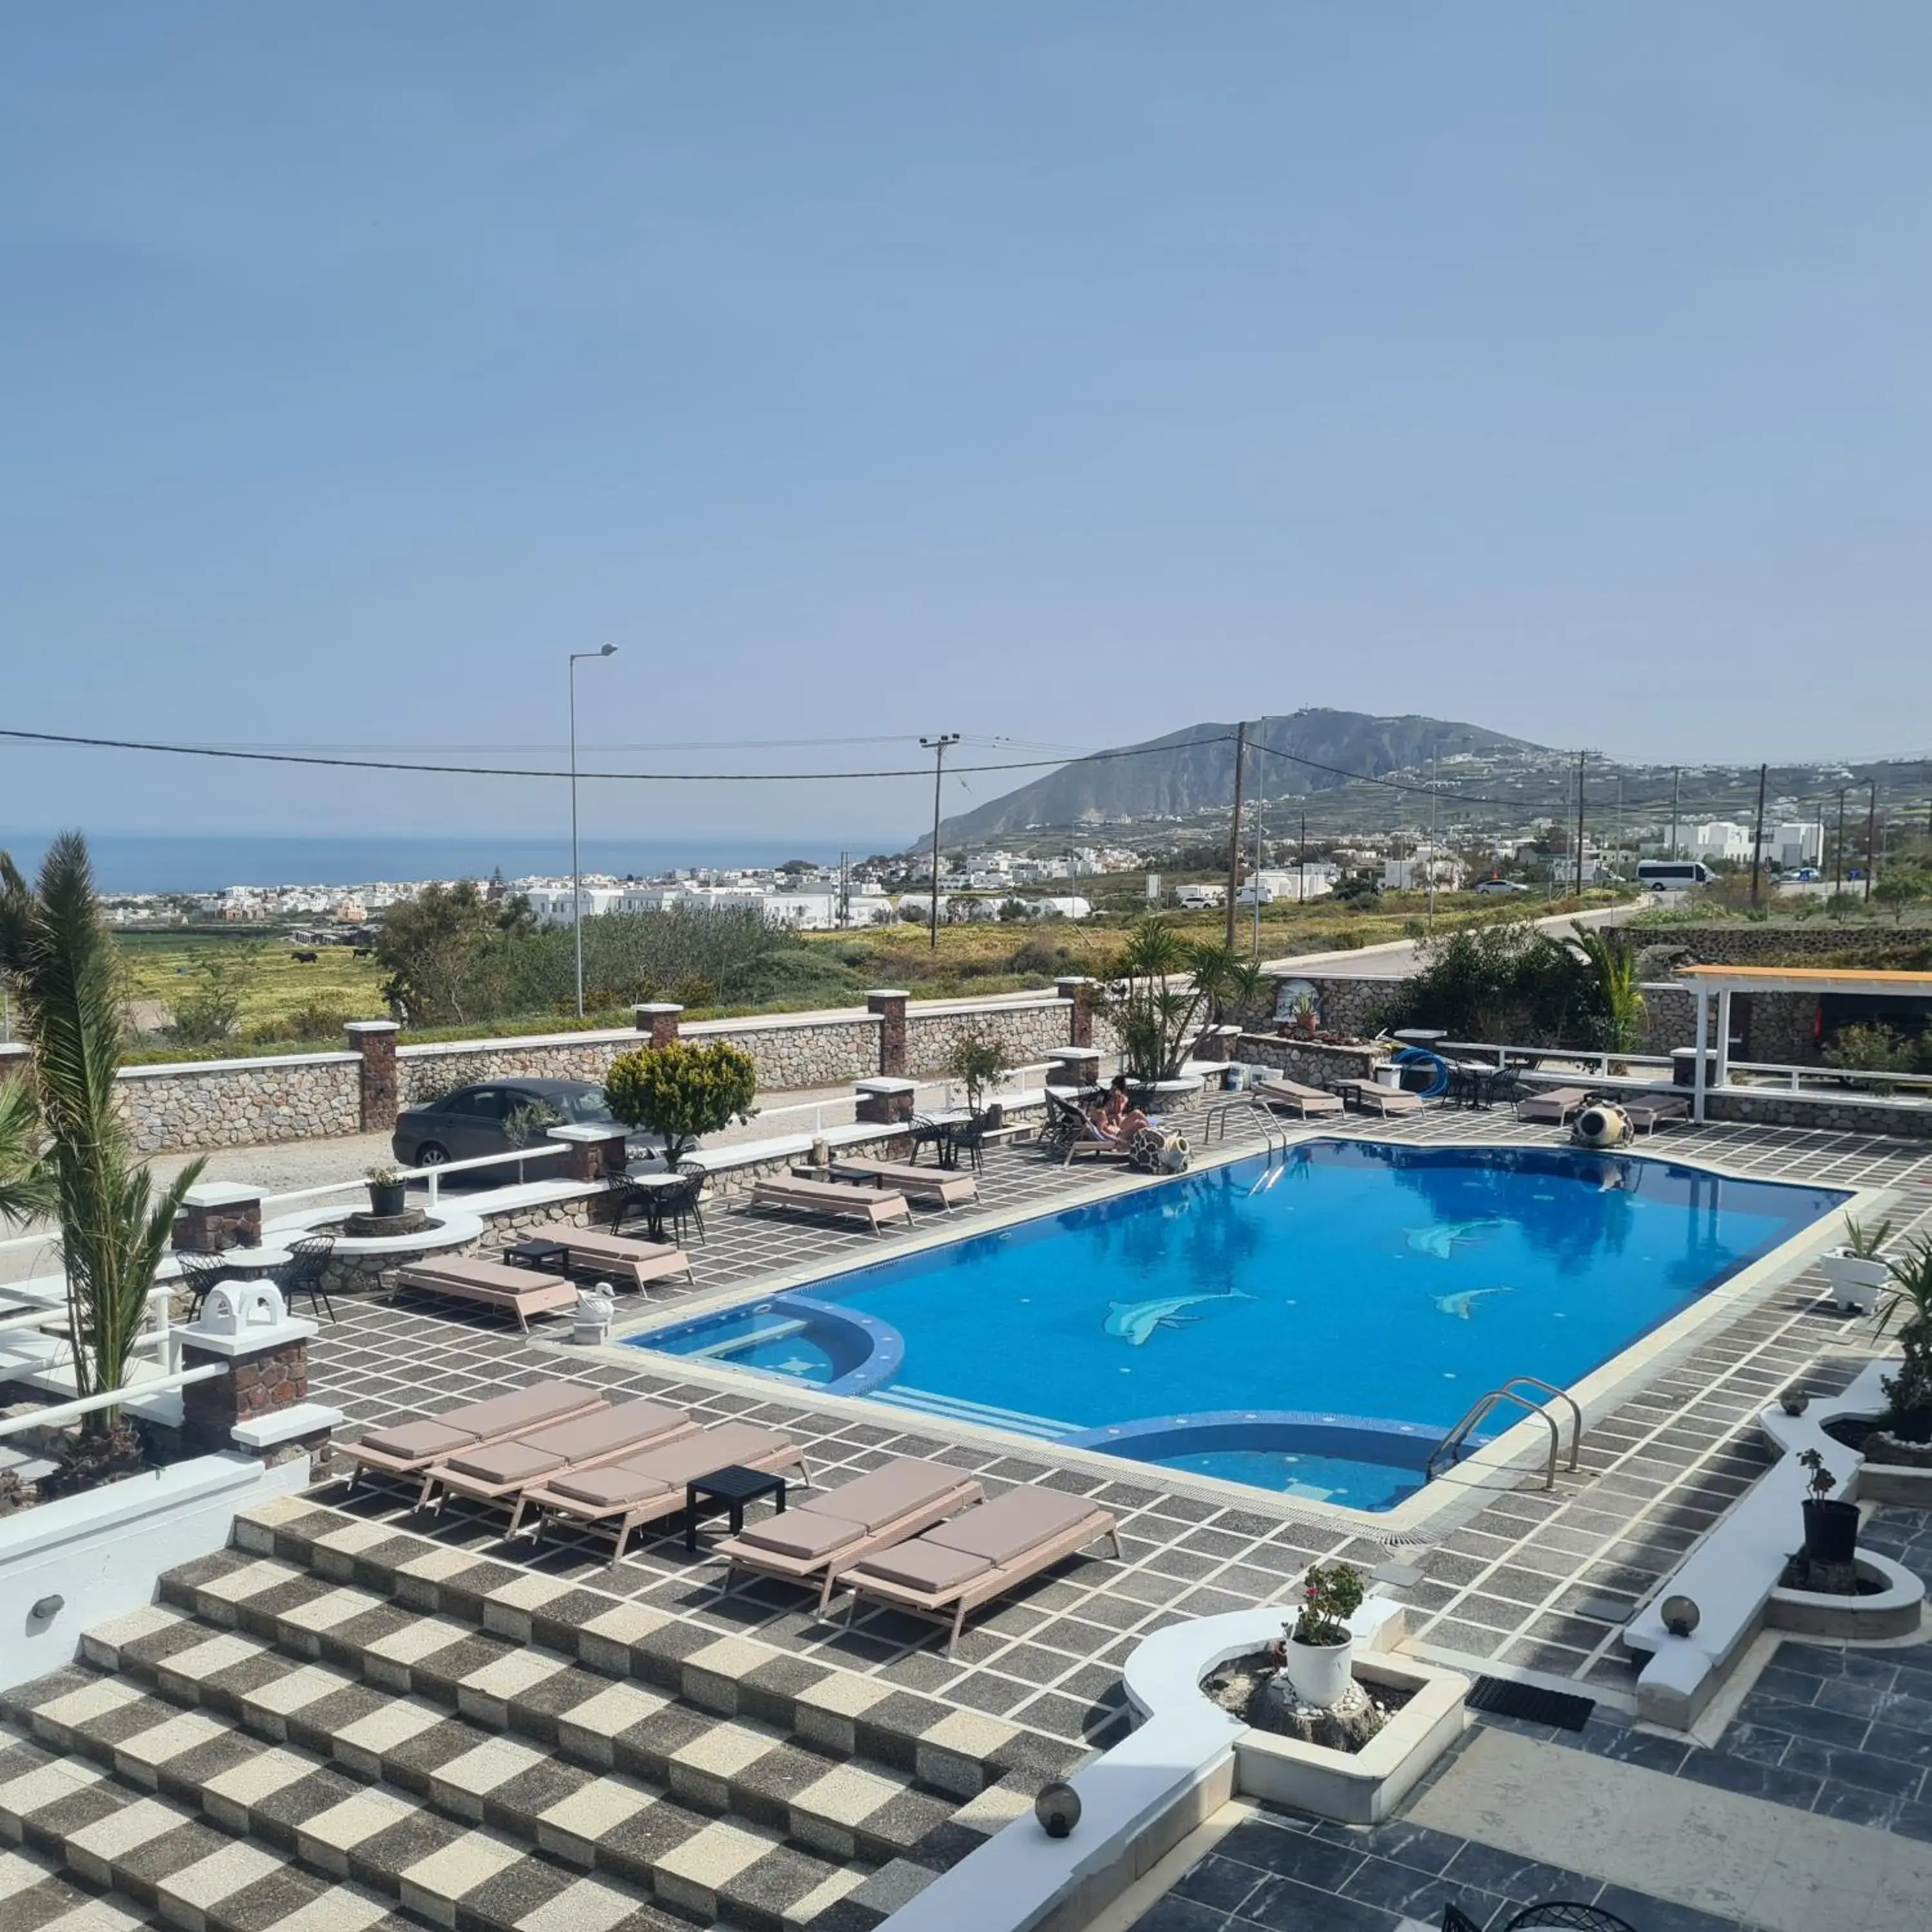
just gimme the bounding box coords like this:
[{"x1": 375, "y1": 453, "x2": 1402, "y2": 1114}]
[
  {"x1": 388, "y1": 1255, "x2": 579, "y2": 1331},
  {"x1": 819, "y1": 1158, "x2": 978, "y2": 1209},
  {"x1": 840, "y1": 1486, "x2": 1119, "y2": 1653},
  {"x1": 1515, "y1": 1085, "x2": 1593, "y2": 1125},
  {"x1": 518, "y1": 1420, "x2": 810, "y2": 1558},
  {"x1": 714, "y1": 1456, "x2": 984, "y2": 1609},
  {"x1": 747, "y1": 1175, "x2": 912, "y2": 1236},
  {"x1": 1254, "y1": 1077, "x2": 1345, "y2": 1119},
  {"x1": 418, "y1": 1396, "x2": 697, "y2": 1520},
  {"x1": 339, "y1": 1381, "x2": 605, "y2": 1491},
  {"x1": 1334, "y1": 1079, "x2": 1425, "y2": 1118},
  {"x1": 516, "y1": 1223, "x2": 695, "y2": 1292},
  {"x1": 1622, "y1": 1092, "x2": 1690, "y2": 1135}
]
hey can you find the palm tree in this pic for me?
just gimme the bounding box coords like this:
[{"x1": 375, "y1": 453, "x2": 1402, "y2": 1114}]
[
  {"x1": 0, "y1": 1075, "x2": 52, "y2": 1229},
  {"x1": 1876, "y1": 1235, "x2": 1932, "y2": 1439},
  {"x1": 1571, "y1": 927, "x2": 1645, "y2": 1055},
  {"x1": 1101, "y1": 921, "x2": 1260, "y2": 1084},
  {"x1": 0, "y1": 835, "x2": 203, "y2": 1450}
]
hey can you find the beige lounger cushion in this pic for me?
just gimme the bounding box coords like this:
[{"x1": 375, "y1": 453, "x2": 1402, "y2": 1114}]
[
  {"x1": 545, "y1": 1421, "x2": 790, "y2": 1507},
  {"x1": 853, "y1": 1486, "x2": 1098, "y2": 1595},
  {"x1": 858, "y1": 1540, "x2": 990, "y2": 1594},
  {"x1": 733, "y1": 1510, "x2": 867, "y2": 1562},
  {"x1": 732, "y1": 1457, "x2": 965, "y2": 1558},
  {"x1": 523, "y1": 1225, "x2": 686, "y2": 1265},
  {"x1": 923, "y1": 1486, "x2": 1094, "y2": 1560},
  {"x1": 359, "y1": 1383, "x2": 599, "y2": 1461},
  {"x1": 402, "y1": 1256, "x2": 565, "y2": 1293},
  {"x1": 440, "y1": 1399, "x2": 685, "y2": 1485}
]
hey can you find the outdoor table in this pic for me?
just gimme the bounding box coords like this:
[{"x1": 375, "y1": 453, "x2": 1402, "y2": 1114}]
[
  {"x1": 684, "y1": 1464, "x2": 787, "y2": 1553},
  {"x1": 920, "y1": 1109, "x2": 973, "y2": 1170},
  {"x1": 503, "y1": 1238, "x2": 570, "y2": 1275},
  {"x1": 620, "y1": 1173, "x2": 687, "y2": 1240},
  {"x1": 218, "y1": 1246, "x2": 294, "y2": 1280}
]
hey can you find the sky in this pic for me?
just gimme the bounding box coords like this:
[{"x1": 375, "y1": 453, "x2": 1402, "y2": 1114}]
[{"x1": 2, "y1": 4, "x2": 1927, "y2": 851}]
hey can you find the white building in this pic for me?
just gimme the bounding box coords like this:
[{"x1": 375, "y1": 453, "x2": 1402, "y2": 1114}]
[
  {"x1": 1381, "y1": 850, "x2": 1464, "y2": 892},
  {"x1": 1767, "y1": 822, "x2": 1824, "y2": 869},
  {"x1": 1236, "y1": 866, "x2": 1338, "y2": 906},
  {"x1": 1689, "y1": 822, "x2": 1754, "y2": 864}
]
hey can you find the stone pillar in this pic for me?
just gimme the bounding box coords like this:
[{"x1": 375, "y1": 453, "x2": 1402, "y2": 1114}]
[
  {"x1": 345, "y1": 1019, "x2": 401, "y2": 1132},
  {"x1": 180, "y1": 1282, "x2": 339, "y2": 1465},
  {"x1": 632, "y1": 1002, "x2": 684, "y2": 1047},
  {"x1": 1056, "y1": 977, "x2": 1094, "y2": 1048},
  {"x1": 545, "y1": 1122, "x2": 632, "y2": 1183},
  {"x1": 173, "y1": 1182, "x2": 263, "y2": 1253},
  {"x1": 855, "y1": 1076, "x2": 918, "y2": 1126},
  {"x1": 1046, "y1": 1047, "x2": 1101, "y2": 1089},
  {"x1": 867, "y1": 990, "x2": 909, "y2": 1077}
]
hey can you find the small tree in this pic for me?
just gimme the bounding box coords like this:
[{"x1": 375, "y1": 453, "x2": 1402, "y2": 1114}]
[
  {"x1": 943, "y1": 1027, "x2": 1010, "y2": 1113},
  {"x1": 1877, "y1": 1235, "x2": 1932, "y2": 1441},
  {"x1": 0, "y1": 835, "x2": 205, "y2": 1479},
  {"x1": 1873, "y1": 874, "x2": 1927, "y2": 925},
  {"x1": 165, "y1": 947, "x2": 259, "y2": 1045},
  {"x1": 605, "y1": 1039, "x2": 757, "y2": 1173}
]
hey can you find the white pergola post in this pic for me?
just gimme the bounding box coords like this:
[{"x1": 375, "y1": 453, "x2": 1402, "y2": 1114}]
[
  {"x1": 1714, "y1": 987, "x2": 1734, "y2": 1093},
  {"x1": 1692, "y1": 985, "x2": 1710, "y2": 1124}
]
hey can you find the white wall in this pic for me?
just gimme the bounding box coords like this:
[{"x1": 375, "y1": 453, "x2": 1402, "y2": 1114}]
[{"x1": 0, "y1": 1452, "x2": 310, "y2": 1690}]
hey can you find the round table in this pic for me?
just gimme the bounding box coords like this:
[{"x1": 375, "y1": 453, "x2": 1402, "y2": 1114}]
[{"x1": 218, "y1": 1247, "x2": 294, "y2": 1279}]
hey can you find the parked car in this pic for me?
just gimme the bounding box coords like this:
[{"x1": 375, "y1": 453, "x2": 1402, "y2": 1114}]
[
  {"x1": 1473, "y1": 878, "x2": 1532, "y2": 895},
  {"x1": 391, "y1": 1077, "x2": 661, "y2": 1173}
]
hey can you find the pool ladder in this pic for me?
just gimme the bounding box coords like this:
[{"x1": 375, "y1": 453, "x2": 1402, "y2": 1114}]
[
  {"x1": 1426, "y1": 1376, "x2": 1583, "y2": 1492},
  {"x1": 1203, "y1": 1099, "x2": 1289, "y2": 1153}
]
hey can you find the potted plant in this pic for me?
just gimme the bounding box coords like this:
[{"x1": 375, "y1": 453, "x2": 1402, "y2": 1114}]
[
  {"x1": 1819, "y1": 1215, "x2": 1892, "y2": 1313},
  {"x1": 365, "y1": 1163, "x2": 408, "y2": 1217},
  {"x1": 1795, "y1": 1448, "x2": 1857, "y2": 1566},
  {"x1": 1875, "y1": 1233, "x2": 1932, "y2": 1449},
  {"x1": 944, "y1": 1028, "x2": 1012, "y2": 1124},
  {"x1": 1283, "y1": 1560, "x2": 1365, "y2": 1709}
]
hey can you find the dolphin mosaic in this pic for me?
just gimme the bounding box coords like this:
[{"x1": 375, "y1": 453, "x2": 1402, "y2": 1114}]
[
  {"x1": 1103, "y1": 1289, "x2": 1250, "y2": 1346},
  {"x1": 1404, "y1": 1218, "x2": 1511, "y2": 1260},
  {"x1": 1431, "y1": 1287, "x2": 1513, "y2": 1320}
]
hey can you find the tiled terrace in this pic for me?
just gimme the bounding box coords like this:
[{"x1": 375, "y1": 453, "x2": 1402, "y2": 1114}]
[{"x1": 305, "y1": 1106, "x2": 1932, "y2": 1753}]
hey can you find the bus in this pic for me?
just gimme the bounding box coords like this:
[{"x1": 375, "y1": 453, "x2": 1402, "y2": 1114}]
[{"x1": 1636, "y1": 860, "x2": 1713, "y2": 890}]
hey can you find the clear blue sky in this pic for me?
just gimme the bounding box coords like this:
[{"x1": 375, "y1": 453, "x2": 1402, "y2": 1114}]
[{"x1": 2, "y1": 5, "x2": 1926, "y2": 847}]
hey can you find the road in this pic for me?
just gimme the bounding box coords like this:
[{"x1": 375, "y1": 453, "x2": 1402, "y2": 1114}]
[{"x1": 1263, "y1": 902, "x2": 1642, "y2": 980}]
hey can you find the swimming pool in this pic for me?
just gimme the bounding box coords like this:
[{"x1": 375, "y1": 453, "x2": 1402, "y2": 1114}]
[{"x1": 634, "y1": 1141, "x2": 1846, "y2": 1510}]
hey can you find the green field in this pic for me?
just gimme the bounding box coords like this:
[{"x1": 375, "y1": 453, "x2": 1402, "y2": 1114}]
[{"x1": 116, "y1": 933, "x2": 389, "y2": 1047}]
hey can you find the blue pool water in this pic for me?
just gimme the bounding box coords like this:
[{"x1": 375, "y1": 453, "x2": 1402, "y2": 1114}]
[{"x1": 637, "y1": 1142, "x2": 1844, "y2": 1508}]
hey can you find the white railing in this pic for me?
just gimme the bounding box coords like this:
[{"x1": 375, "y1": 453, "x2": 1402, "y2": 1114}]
[
  {"x1": 737, "y1": 1062, "x2": 1062, "y2": 1139},
  {"x1": 0, "y1": 1361, "x2": 227, "y2": 1442},
  {"x1": 1434, "y1": 1039, "x2": 1932, "y2": 1107},
  {"x1": 259, "y1": 1139, "x2": 572, "y2": 1217}
]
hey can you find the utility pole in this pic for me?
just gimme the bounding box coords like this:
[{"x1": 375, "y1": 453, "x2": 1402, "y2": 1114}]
[
  {"x1": 1427, "y1": 750, "x2": 1439, "y2": 925},
  {"x1": 567, "y1": 643, "x2": 619, "y2": 1018},
  {"x1": 1833, "y1": 789, "x2": 1847, "y2": 900},
  {"x1": 1749, "y1": 762, "x2": 1768, "y2": 907},
  {"x1": 920, "y1": 734, "x2": 959, "y2": 951},
  {"x1": 1298, "y1": 807, "x2": 1308, "y2": 909},
  {"x1": 1573, "y1": 750, "x2": 1587, "y2": 898},
  {"x1": 1250, "y1": 787, "x2": 1264, "y2": 958},
  {"x1": 1669, "y1": 766, "x2": 1680, "y2": 860},
  {"x1": 838, "y1": 851, "x2": 850, "y2": 929},
  {"x1": 1865, "y1": 783, "x2": 1878, "y2": 902},
  {"x1": 1224, "y1": 721, "x2": 1247, "y2": 949}
]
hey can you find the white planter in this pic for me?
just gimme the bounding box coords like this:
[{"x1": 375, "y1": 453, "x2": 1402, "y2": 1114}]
[
  {"x1": 1372, "y1": 1065, "x2": 1401, "y2": 1090},
  {"x1": 1819, "y1": 1251, "x2": 1889, "y2": 1312},
  {"x1": 1285, "y1": 1632, "x2": 1355, "y2": 1709}
]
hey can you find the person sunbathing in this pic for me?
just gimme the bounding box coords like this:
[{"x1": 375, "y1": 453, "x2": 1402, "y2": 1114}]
[{"x1": 1088, "y1": 1078, "x2": 1152, "y2": 1147}]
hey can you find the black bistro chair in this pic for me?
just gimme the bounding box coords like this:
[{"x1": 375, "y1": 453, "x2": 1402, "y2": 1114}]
[
  {"x1": 947, "y1": 1113, "x2": 994, "y2": 1175},
  {"x1": 642, "y1": 1170, "x2": 708, "y2": 1247},
  {"x1": 174, "y1": 1251, "x2": 232, "y2": 1321},
  {"x1": 275, "y1": 1235, "x2": 337, "y2": 1321},
  {"x1": 904, "y1": 1113, "x2": 952, "y2": 1167}
]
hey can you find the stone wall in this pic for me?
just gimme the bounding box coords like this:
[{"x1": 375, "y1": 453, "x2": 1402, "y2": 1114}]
[
  {"x1": 396, "y1": 1032, "x2": 636, "y2": 1106},
  {"x1": 1638, "y1": 985, "x2": 1825, "y2": 1065},
  {"x1": 115, "y1": 1055, "x2": 363, "y2": 1154},
  {"x1": 683, "y1": 1016, "x2": 882, "y2": 1090},
  {"x1": 1630, "y1": 924, "x2": 1922, "y2": 967},
  {"x1": 1235, "y1": 1034, "x2": 1386, "y2": 1085},
  {"x1": 1702, "y1": 1088, "x2": 1932, "y2": 1139},
  {"x1": 903, "y1": 999, "x2": 1072, "y2": 1079}
]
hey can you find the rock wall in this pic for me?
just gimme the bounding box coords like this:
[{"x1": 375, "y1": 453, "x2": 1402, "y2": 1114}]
[
  {"x1": 1631, "y1": 924, "x2": 1922, "y2": 966},
  {"x1": 1638, "y1": 985, "x2": 1825, "y2": 1065},
  {"x1": 904, "y1": 999, "x2": 1072, "y2": 1079},
  {"x1": 683, "y1": 1016, "x2": 882, "y2": 1090},
  {"x1": 1235, "y1": 1034, "x2": 1386, "y2": 1084},
  {"x1": 114, "y1": 1055, "x2": 363, "y2": 1154}
]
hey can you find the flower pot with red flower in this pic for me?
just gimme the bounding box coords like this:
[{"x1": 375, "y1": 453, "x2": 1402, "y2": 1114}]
[{"x1": 1284, "y1": 1560, "x2": 1365, "y2": 1709}]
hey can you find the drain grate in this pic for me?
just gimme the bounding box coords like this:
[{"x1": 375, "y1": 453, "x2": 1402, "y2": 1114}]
[{"x1": 1466, "y1": 1676, "x2": 1596, "y2": 1731}]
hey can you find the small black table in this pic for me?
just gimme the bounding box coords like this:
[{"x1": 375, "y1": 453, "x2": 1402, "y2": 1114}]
[
  {"x1": 684, "y1": 1464, "x2": 787, "y2": 1553},
  {"x1": 503, "y1": 1238, "x2": 569, "y2": 1274}
]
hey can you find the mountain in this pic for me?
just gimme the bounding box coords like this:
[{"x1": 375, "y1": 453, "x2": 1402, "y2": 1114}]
[{"x1": 933, "y1": 710, "x2": 1549, "y2": 843}]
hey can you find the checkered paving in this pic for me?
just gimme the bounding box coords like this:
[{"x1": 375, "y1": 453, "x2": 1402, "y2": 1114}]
[{"x1": 0, "y1": 1494, "x2": 1073, "y2": 1932}]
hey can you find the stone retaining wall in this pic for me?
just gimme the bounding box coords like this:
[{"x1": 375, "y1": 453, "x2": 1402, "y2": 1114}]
[
  {"x1": 683, "y1": 1016, "x2": 882, "y2": 1089},
  {"x1": 1630, "y1": 924, "x2": 1924, "y2": 966},
  {"x1": 904, "y1": 1000, "x2": 1071, "y2": 1079},
  {"x1": 1701, "y1": 1088, "x2": 1932, "y2": 1139},
  {"x1": 1639, "y1": 985, "x2": 1827, "y2": 1065},
  {"x1": 115, "y1": 1055, "x2": 363, "y2": 1154},
  {"x1": 1235, "y1": 1034, "x2": 1386, "y2": 1085}
]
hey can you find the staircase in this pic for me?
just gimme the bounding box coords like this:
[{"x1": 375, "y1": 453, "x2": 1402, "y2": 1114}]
[{"x1": 1, "y1": 1494, "x2": 1078, "y2": 1932}]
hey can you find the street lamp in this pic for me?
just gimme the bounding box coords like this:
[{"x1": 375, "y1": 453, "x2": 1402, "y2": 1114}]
[{"x1": 569, "y1": 645, "x2": 618, "y2": 1018}]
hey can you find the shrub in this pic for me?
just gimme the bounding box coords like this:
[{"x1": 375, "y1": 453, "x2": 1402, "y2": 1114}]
[
  {"x1": 605, "y1": 1040, "x2": 757, "y2": 1172},
  {"x1": 1823, "y1": 1023, "x2": 1922, "y2": 1075},
  {"x1": 943, "y1": 1028, "x2": 1012, "y2": 1113},
  {"x1": 165, "y1": 949, "x2": 258, "y2": 1045}
]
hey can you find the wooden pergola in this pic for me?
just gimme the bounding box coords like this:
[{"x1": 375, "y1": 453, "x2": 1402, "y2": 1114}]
[{"x1": 1676, "y1": 963, "x2": 1932, "y2": 1121}]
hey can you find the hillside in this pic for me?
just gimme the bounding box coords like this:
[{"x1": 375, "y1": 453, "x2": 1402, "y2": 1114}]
[{"x1": 934, "y1": 710, "x2": 1548, "y2": 842}]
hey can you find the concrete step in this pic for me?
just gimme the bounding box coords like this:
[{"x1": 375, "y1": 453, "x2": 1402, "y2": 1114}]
[
  {"x1": 5, "y1": 1654, "x2": 893, "y2": 1932},
  {"x1": 48, "y1": 1591, "x2": 972, "y2": 1882},
  {"x1": 0, "y1": 1839, "x2": 161, "y2": 1932},
  {"x1": 222, "y1": 1494, "x2": 1074, "y2": 1799},
  {"x1": 0, "y1": 1729, "x2": 420, "y2": 1932}
]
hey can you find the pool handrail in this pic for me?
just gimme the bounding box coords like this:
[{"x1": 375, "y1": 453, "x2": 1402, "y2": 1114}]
[{"x1": 1428, "y1": 1375, "x2": 1582, "y2": 1491}]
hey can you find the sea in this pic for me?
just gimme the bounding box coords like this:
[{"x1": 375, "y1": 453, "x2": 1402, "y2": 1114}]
[{"x1": 0, "y1": 833, "x2": 890, "y2": 896}]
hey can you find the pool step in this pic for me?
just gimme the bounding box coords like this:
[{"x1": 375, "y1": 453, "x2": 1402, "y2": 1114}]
[{"x1": 869, "y1": 1387, "x2": 1077, "y2": 1442}]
